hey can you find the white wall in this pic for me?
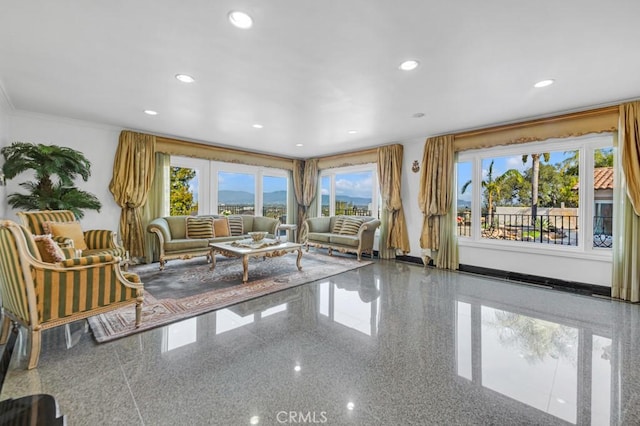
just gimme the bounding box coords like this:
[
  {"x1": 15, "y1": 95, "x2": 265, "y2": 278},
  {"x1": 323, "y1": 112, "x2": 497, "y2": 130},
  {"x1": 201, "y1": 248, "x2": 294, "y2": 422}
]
[
  {"x1": 400, "y1": 138, "x2": 612, "y2": 287},
  {"x1": 6, "y1": 111, "x2": 122, "y2": 232},
  {"x1": 401, "y1": 138, "x2": 427, "y2": 261},
  {"x1": 0, "y1": 85, "x2": 11, "y2": 218}
]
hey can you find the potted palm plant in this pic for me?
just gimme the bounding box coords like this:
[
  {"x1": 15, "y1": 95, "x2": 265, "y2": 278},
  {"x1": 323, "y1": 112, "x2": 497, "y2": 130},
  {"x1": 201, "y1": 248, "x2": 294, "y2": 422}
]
[{"x1": 1, "y1": 142, "x2": 101, "y2": 218}]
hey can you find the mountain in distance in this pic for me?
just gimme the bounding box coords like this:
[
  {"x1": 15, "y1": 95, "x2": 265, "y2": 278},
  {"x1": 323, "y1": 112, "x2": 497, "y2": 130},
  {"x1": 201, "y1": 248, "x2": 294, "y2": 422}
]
[
  {"x1": 218, "y1": 190, "x2": 255, "y2": 204},
  {"x1": 263, "y1": 190, "x2": 287, "y2": 204},
  {"x1": 218, "y1": 190, "x2": 371, "y2": 206},
  {"x1": 219, "y1": 190, "x2": 287, "y2": 205},
  {"x1": 321, "y1": 194, "x2": 372, "y2": 206}
]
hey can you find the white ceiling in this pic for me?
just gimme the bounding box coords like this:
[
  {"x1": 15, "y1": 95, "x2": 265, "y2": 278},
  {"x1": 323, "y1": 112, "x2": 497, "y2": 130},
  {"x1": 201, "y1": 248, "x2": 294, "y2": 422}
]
[{"x1": 1, "y1": 1, "x2": 639, "y2": 158}]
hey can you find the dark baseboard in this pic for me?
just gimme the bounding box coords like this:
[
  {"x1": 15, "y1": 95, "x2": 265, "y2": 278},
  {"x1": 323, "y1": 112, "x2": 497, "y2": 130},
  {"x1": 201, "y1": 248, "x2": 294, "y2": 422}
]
[
  {"x1": 393, "y1": 255, "x2": 611, "y2": 298},
  {"x1": 394, "y1": 255, "x2": 425, "y2": 266}
]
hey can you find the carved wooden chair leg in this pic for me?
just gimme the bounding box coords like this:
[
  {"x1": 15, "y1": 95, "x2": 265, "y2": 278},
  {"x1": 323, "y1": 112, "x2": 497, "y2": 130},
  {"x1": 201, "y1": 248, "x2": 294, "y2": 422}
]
[
  {"x1": 27, "y1": 327, "x2": 42, "y2": 370},
  {"x1": 0, "y1": 316, "x2": 11, "y2": 344}
]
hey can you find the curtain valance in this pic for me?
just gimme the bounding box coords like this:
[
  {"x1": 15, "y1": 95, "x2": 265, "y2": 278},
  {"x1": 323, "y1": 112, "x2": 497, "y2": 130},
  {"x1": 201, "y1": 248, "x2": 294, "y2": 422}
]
[
  {"x1": 454, "y1": 105, "x2": 618, "y2": 152},
  {"x1": 316, "y1": 148, "x2": 377, "y2": 170},
  {"x1": 155, "y1": 136, "x2": 294, "y2": 170}
]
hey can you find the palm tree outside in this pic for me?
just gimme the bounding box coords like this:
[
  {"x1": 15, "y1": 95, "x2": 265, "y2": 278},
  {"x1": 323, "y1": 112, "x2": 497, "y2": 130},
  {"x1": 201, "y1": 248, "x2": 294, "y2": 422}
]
[
  {"x1": 461, "y1": 160, "x2": 524, "y2": 228},
  {"x1": 522, "y1": 153, "x2": 550, "y2": 221}
]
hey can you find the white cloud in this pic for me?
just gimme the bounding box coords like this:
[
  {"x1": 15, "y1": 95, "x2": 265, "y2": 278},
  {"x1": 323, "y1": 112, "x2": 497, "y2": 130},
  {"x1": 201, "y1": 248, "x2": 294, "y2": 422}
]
[{"x1": 335, "y1": 175, "x2": 373, "y2": 198}]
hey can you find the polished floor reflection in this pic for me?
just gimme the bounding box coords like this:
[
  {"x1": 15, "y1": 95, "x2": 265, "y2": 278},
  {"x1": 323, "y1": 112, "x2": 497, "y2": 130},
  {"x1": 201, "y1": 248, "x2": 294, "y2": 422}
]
[{"x1": 2, "y1": 260, "x2": 639, "y2": 425}]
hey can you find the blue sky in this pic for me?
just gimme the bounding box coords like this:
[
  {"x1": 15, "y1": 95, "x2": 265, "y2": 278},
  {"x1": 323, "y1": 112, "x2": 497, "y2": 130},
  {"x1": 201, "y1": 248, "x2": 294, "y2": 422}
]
[
  {"x1": 321, "y1": 172, "x2": 374, "y2": 199},
  {"x1": 185, "y1": 171, "x2": 288, "y2": 199},
  {"x1": 216, "y1": 172, "x2": 287, "y2": 193},
  {"x1": 184, "y1": 169, "x2": 372, "y2": 200},
  {"x1": 457, "y1": 151, "x2": 575, "y2": 202}
]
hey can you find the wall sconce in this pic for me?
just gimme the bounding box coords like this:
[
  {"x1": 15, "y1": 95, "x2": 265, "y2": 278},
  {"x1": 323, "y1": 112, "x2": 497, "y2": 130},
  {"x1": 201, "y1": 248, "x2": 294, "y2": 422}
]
[{"x1": 411, "y1": 161, "x2": 420, "y2": 173}]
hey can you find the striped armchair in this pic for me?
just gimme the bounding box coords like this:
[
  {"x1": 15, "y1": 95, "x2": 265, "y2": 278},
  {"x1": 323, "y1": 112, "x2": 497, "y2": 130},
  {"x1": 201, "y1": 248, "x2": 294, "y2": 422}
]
[
  {"x1": 0, "y1": 220, "x2": 143, "y2": 369},
  {"x1": 16, "y1": 210, "x2": 128, "y2": 269}
]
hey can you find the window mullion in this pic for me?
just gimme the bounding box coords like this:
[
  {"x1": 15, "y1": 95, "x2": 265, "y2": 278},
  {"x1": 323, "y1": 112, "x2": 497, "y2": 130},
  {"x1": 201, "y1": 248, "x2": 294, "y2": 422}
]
[
  {"x1": 256, "y1": 170, "x2": 263, "y2": 216},
  {"x1": 472, "y1": 157, "x2": 483, "y2": 241},
  {"x1": 582, "y1": 145, "x2": 595, "y2": 252}
]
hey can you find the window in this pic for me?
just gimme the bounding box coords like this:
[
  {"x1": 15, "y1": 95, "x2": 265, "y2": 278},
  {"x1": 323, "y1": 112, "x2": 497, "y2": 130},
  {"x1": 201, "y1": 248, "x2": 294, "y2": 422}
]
[
  {"x1": 262, "y1": 175, "x2": 288, "y2": 222},
  {"x1": 217, "y1": 171, "x2": 256, "y2": 215},
  {"x1": 457, "y1": 134, "x2": 614, "y2": 253},
  {"x1": 318, "y1": 164, "x2": 379, "y2": 218},
  {"x1": 592, "y1": 148, "x2": 613, "y2": 248},
  {"x1": 457, "y1": 161, "x2": 472, "y2": 237},
  {"x1": 169, "y1": 157, "x2": 289, "y2": 218},
  {"x1": 320, "y1": 176, "x2": 330, "y2": 217},
  {"x1": 169, "y1": 166, "x2": 199, "y2": 215},
  {"x1": 170, "y1": 156, "x2": 209, "y2": 216}
]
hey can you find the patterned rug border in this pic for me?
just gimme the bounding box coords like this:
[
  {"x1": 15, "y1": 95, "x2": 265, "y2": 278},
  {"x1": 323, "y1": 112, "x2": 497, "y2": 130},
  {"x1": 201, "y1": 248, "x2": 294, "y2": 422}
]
[{"x1": 88, "y1": 253, "x2": 372, "y2": 343}]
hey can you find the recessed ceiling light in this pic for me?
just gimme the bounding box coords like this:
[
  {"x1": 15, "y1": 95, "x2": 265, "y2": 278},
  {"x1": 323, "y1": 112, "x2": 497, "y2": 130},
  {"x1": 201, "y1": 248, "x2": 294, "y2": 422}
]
[
  {"x1": 294, "y1": 365, "x2": 301, "y2": 372},
  {"x1": 252, "y1": 124, "x2": 263, "y2": 129},
  {"x1": 144, "y1": 110, "x2": 158, "y2": 116},
  {"x1": 347, "y1": 402, "x2": 355, "y2": 411},
  {"x1": 534, "y1": 79, "x2": 555, "y2": 88},
  {"x1": 399, "y1": 60, "x2": 420, "y2": 71},
  {"x1": 249, "y1": 416, "x2": 260, "y2": 425},
  {"x1": 228, "y1": 11, "x2": 253, "y2": 29},
  {"x1": 295, "y1": 143, "x2": 304, "y2": 147},
  {"x1": 412, "y1": 112, "x2": 425, "y2": 118},
  {"x1": 347, "y1": 130, "x2": 358, "y2": 134},
  {"x1": 175, "y1": 74, "x2": 195, "y2": 83}
]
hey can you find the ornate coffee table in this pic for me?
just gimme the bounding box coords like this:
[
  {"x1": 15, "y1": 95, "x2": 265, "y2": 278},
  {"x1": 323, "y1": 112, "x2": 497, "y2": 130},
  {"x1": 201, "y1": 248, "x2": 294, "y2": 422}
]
[{"x1": 209, "y1": 239, "x2": 303, "y2": 284}]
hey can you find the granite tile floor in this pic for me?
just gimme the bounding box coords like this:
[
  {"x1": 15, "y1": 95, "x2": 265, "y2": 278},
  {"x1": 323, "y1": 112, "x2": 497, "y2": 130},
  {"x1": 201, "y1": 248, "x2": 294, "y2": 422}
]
[{"x1": 2, "y1": 259, "x2": 640, "y2": 425}]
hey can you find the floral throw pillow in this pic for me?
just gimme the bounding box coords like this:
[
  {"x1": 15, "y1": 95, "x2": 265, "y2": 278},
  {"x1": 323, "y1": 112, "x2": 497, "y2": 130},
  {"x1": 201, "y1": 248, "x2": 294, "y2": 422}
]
[{"x1": 33, "y1": 234, "x2": 66, "y2": 263}]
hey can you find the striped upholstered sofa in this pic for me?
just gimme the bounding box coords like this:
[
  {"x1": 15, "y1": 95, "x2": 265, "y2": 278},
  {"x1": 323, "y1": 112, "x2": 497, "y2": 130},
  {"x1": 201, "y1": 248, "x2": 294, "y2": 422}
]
[
  {"x1": 16, "y1": 210, "x2": 127, "y2": 263},
  {"x1": 147, "y1": 214, "x2": 280, "y2": 270},
  {"x1": 301, "y1": 215, "x2": 381, "y2": 261},
  {"x1": 0, "y1": 220, "x2": 143, "y2": 369}
]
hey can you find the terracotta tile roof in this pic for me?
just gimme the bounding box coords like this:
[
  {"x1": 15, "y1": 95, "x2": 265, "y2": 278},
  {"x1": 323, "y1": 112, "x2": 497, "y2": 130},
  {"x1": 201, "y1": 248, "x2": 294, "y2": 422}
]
[
  {"x1": 572, "y1": 167, "x2": 614, "y2": 190},
  {"x1": 594, "y1": 167, "x2": 614, "y2": 189}
]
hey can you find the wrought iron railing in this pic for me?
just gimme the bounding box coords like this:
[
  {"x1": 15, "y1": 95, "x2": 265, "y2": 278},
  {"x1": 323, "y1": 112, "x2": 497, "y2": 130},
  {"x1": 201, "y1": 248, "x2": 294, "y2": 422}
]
[
  {"x1": 218, "y1": 204, "x2": 373, "y2": 220},
  {"x1": 456, "y1": 213, "x2": 612, "y2": 248},
  {"x1": 217, "y1": 204, "x2": 286, "y2": 220},
  {"x1": 321, "y1": 207, "x2": 373, "y2": 217}
]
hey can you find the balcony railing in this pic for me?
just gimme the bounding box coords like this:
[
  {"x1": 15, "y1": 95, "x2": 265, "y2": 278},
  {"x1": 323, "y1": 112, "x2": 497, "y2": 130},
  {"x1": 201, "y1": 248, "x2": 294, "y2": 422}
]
[
  {"x1": 217, "y1": 204, "x2": 286, "y2": 220},
  {"x1": 321, "y1": 207, "x2": 373, "y2": 217},
  {"x1": 217, "y1": 204, "x2": 375, "y2": 221},
  {"x1": 456, "y1": 213, "x2": 612, "y2": 248}
]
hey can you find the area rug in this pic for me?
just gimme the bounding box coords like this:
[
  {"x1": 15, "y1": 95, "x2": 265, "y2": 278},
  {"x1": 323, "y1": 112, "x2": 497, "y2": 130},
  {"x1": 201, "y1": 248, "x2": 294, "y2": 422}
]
[{"x1": 87, "y1": 252, "x2": 371, "y2": 343}]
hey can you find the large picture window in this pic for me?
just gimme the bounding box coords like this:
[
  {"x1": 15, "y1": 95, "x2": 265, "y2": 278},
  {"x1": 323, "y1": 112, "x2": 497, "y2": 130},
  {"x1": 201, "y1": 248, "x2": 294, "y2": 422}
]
[
  {"x1": 169, "y1": 156, "x2": 289, "y2": 220},
  {"x1": 457, "y1": 134, "x2": 614, "y2": 253},
  {"x1": 318, "y1": 164, "x2": 379, "y2": 218}
]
